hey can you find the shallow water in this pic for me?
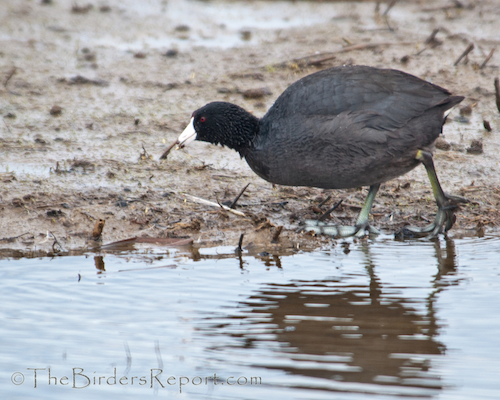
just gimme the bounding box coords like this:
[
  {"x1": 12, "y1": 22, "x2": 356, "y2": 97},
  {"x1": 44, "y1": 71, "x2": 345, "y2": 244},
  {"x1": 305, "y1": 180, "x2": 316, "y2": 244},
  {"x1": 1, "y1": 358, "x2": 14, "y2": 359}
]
[{"x1": 1, "y1": 235, "x2": 499, "y2": 399}]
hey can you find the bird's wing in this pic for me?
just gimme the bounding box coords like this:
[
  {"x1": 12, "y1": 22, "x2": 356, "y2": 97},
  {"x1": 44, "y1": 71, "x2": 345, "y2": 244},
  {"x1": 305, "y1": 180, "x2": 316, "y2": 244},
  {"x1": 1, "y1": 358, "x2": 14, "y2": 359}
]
[{"x1": 265, "y1": 66, "x2": 455, "y2": 130}]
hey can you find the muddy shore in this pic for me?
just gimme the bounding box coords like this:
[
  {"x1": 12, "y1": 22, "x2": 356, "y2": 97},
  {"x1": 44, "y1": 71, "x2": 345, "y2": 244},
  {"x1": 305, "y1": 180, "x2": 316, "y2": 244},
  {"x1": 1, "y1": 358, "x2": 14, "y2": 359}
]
[{"x1": 1, "y1": 0, "x2": 499, "y2": 255}]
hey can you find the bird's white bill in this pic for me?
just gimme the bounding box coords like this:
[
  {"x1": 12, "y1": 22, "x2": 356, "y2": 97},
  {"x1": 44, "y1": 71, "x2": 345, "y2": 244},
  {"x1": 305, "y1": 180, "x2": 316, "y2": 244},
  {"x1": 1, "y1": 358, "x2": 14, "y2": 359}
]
[{"x1": 177, "y1": 117, "x2": 197, "y2": 148}]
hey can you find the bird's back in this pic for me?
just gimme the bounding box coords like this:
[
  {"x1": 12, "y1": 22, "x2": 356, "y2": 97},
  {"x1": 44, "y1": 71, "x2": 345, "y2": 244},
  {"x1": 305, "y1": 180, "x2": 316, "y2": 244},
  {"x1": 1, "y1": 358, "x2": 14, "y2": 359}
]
[
  {"x1": 246, "y1": 65, "x2": 463, "y2": 189},
  {"x1": 264, "y1": 65, "x2": 459, "y2": 129}
]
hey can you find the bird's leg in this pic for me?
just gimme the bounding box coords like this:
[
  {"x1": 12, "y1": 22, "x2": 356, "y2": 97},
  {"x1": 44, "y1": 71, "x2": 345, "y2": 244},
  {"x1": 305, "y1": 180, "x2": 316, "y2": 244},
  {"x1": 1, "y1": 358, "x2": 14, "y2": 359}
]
[
  {"x1": 404, "y1": 150, "x2": 465, "y2": 237},
  {"x1": 302, "y1": 184, "x2": 381, "y2": 238}
]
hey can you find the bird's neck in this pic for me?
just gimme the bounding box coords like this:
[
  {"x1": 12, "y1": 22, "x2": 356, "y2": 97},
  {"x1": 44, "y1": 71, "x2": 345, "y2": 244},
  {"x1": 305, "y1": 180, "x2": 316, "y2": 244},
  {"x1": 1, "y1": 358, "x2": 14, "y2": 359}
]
[{"x1": 225, "y1": 114, "x2": 260, "y2": 156}]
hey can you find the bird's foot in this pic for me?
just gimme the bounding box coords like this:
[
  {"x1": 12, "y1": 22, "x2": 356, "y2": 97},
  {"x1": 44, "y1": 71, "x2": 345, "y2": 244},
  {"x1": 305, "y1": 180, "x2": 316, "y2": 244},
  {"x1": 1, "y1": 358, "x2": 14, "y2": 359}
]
[
  {"x1": 300, "y1": 220, "x2": 380, "y2": 238},
  {"x1": 398, "y1": 193, "x2": 467, "y2": 238}
]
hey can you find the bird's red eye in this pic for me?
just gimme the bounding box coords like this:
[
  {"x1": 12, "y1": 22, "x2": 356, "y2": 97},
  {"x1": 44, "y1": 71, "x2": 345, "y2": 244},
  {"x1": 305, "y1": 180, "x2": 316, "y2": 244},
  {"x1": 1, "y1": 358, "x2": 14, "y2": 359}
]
[{"x1": 200, "y1": 117, "x2": 206, "y2": 122}]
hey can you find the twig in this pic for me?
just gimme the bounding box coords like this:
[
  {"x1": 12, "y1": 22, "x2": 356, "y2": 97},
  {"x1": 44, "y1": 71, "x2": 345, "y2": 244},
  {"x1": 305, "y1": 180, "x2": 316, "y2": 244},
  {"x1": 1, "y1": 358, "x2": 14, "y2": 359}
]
[
  {"x1": 118, "y1": 130, "x2": 150, "y2": 135},
  {"x1": 381, "y1": 0, "x2": 398, "y2": 31},
  {"x1": 140, "y1": 143, "x2": 151, "y2": 160},
  {"x1": 3, "y1": 66, "x2": 17, "y2": 88},
  {"x1": 271, "y1": 42, "x2": 413, "y2": 68},
  {"x1": 49, "y1": 231, "x2": 66, "y2": 252},
  {"x1": 422, "y1": 3, "x2": 463, "y2": 12},
  {"x1": 215, "y1": 195, "x2": 226, "y2": 210},
  {"x1": 79, "y1": 210, "x2": 98, "y2": 220},
  {"x1": 318, "y1": 199, "x2": 343, "y2": 222},
  {"x1": 236, "y1": 233, "x2": 244, "y2": 253},
  {"x1": 0, "y1": 232, "x2": 32, "y2": 243},
  {"x1": 383, "y1": 0, "x2": 398, "y2": 16},
  {"x1": 414, "y1": 29, "x2": 442, "y2": 56},
  {"x1": 454, "y1": 43, "x2": 474, "y2": 66},
  {"x1": 272, "y1": 226, "x2": 283, "y2": 243},
  {"x1": 495, "y1": 77, "x2": 500, "y2": 114},
  {"x1": 480, "y1": 48, "x2": 495, "y2": 69},
  {"x1": 425, "y1": 28, "x2": 440, "y2": 45},
  {"x1": 230, "y1": 183, "x2": 250, "y2": 209},
  {"x1": 160, "y1": 139, "x2": 178, "y2": 160},
  {"x1": 184, "y1": 194, "x2": 246, "y2": 217},
  {"x1": 318, "y1": 195, "x2": 332, "y2": 208}
]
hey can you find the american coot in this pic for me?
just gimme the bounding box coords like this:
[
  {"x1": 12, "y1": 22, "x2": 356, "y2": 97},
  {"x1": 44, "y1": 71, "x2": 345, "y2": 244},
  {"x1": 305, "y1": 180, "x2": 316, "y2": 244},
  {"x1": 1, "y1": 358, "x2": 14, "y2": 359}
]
[{"x1": 168, "y1": 65, "x2": 464, "y2": 238}]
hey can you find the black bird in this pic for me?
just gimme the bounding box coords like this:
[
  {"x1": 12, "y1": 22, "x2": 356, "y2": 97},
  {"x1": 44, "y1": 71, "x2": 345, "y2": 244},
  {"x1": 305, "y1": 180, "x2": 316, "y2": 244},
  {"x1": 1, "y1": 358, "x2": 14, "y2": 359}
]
[{"x1": 167, "y1": 65, "x2": 464, "y2": 237}]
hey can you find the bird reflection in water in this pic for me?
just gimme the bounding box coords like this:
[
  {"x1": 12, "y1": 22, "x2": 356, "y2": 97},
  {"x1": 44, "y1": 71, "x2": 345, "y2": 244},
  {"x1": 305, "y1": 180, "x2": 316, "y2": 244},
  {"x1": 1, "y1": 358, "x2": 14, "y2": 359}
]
[{"x1": 199, "y1": 238, "x2": 459, "y2": 396}]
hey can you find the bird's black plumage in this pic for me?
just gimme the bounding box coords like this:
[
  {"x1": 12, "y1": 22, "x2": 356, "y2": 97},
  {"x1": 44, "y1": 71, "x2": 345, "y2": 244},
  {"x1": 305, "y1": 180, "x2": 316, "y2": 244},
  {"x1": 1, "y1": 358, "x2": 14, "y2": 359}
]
[{"x1": 175, "y1": 65, "x2": 464, "y2": 237}]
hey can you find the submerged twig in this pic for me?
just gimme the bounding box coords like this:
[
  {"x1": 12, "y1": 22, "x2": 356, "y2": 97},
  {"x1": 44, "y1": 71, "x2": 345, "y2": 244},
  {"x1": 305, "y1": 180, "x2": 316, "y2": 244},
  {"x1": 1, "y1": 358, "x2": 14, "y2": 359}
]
[{"x1": 318, "y1": 199, "x2": 343, "y2": 222}]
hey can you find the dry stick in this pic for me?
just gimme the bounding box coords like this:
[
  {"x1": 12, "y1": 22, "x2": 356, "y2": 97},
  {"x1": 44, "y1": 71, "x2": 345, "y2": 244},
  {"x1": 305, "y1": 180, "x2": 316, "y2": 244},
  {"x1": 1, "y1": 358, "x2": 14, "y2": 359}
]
[
  {"x1": 272, "y1": 226, "x2": 284, "y2": 243},
  {"x1": 318, "y1": 199, "x2": 344, "y2": 222},
  {"x1": 495, "y1": 77, "x2": 500, "y2": 114},
  {"x1": 230, "y1": 183, "x2": 250, "y2": 209},
  {"x1": 454, "y1": 43, "x2": 474, "y2": 66},
  {"x1": 480, "y1": 48, "x2": 495, "y2": 69}
]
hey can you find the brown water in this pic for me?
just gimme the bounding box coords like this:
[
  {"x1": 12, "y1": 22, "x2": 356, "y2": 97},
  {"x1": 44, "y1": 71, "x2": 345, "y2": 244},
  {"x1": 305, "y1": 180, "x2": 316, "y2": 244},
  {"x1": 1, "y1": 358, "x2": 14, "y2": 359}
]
[{"x1": 2, "y1": 234, "x2": 499, "y2": 399}]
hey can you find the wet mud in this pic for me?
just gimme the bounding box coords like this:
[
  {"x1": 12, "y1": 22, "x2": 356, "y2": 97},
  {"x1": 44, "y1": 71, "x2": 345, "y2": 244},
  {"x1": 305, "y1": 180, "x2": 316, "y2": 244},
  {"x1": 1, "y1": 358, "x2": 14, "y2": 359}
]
[{"x1": 1, "y1": 0, "x2": 500, "y2": 256}]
